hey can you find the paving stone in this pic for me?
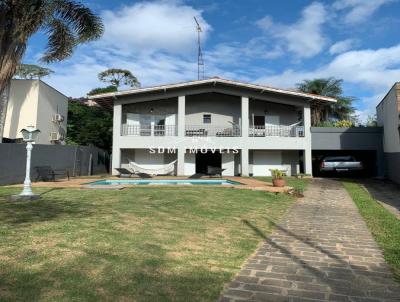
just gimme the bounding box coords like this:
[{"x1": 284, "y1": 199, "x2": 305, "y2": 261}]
[{"x1": 219, "y1": 179, "x2": 400, "y2": 302}]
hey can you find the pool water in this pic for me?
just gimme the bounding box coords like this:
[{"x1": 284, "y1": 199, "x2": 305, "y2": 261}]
[{"x1": 86, "y1": 179, "x2": 242, "y2": 186}]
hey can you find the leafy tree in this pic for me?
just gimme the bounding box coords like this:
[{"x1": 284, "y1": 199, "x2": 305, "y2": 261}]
[
  {"x1": 98, "y1": 68, "x2": 140, "y2": 89},
  {"x1": 87, "y1": 85, "x2": 118, "y2": 96},
  {"x1": 365, "y1": 114, "x2": 378, "y2": 127},
  {"x1": 296, "y1": 78, "x2": 355, "y2": 126},
  {"x1": 0, "y1": 0, "x2": 104, "y2": 142},
  {"x1": 334, "y1": 120, "x2": 354, "y2": 127},
  {"x1": 14, "y1": 64, "x2": 53, "y2": 79},
  {"x1": 67, "y1": 101, "x2": 112, "y2": 152}
]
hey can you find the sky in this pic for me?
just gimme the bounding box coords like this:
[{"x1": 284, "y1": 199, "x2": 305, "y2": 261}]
[{"x1": 23, "y1": 0, "x2": 400, "y2": 122}]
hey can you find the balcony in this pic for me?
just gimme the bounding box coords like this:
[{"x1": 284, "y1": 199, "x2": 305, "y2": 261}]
[
  {"x1": 185, "y1": 125, "x2": 241, "y2": 137},
  {"x1": 121, "y1": 124, "x2": 177, "y2": 136},
  {"x1": 249, "y1": 125, "x2": 305, "y2": 137},
  {"x1": 121, "y1": 124, "x2": 305, "y2": 138}
]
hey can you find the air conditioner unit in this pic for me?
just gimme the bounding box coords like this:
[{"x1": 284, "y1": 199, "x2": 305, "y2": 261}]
[
  {"x1": 50, "y1": 132, "x2": 61, "y2": 141},
  {"x1": 52, "y1": 114, "x2": 64, "y2": 123}
]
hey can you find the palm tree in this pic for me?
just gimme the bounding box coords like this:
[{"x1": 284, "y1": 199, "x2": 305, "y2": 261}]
[
  {"x1": 0, "y1": 0, "x2": 104, "y2": 142},
  {"x1": 296, "y1": 78, "x2": 355, "y2": 126}
]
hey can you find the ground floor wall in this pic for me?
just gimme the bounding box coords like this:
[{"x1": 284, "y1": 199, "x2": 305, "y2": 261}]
[
  {"x1": 249, "y1": 150, "x2": 299, "y2": 176},
  {"x1": 384, "y1": 152, "x2": 400, "y2": 184},
  {"x1": 117, "y1": 148, "x2": 301, "y2": 177}
]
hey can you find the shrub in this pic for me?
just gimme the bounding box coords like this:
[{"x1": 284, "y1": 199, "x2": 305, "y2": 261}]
[{"x1": 269, "y1": 169, "x2": 286, "y2": 179}]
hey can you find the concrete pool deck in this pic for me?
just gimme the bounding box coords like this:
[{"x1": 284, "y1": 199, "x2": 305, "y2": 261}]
[{"x1": 6, "y1": 176, "x2": 293, "y2": 193}]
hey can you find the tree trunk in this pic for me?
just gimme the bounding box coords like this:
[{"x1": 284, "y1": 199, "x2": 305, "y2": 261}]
[
  {"x1": 0, "y1": 82, "x2": 10, "y2": 142},
  {"x1": 0, "y1": 48, "x2": 26, "y2": 143},
  {"x1": 0, "y1": 1, "x2": 45, "y2": 142}
]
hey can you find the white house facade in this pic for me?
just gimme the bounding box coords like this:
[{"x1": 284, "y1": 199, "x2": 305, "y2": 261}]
[{"x1": 90, "y1": 78, "x2": 336, "y2": 177}]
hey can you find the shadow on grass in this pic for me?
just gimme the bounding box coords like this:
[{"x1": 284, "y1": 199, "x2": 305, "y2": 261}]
[
  {"x1": 0, "y1": 242, "x2": 229, "y2": 302},
  {"x1": 0, "y1": 192, "x2": 101, "y2": 225}
]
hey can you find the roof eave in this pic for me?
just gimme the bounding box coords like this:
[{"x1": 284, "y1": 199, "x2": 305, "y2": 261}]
[{"x1": 88, "y1": 78, "x2": 337, "y2": 103}]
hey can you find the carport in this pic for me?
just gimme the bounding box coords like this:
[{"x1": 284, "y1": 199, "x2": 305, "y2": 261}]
[{"x1": 311, "y1": 127, "x2": 384, "y2": 177}]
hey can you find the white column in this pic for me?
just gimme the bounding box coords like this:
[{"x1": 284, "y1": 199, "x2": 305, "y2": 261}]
[
  {"x1": 241, "y1": 96, "x2": 249, "y2": 137},
  {"x1": 112, "y1": 103, "x2": 122, "y2": 175},
  {"x1": 303, "y1": 103, "x2": 312, "y2": 175},
  {"x1": 178, "y1": 96, "x2": 185, "y2": 137},
  {"x1": 241, "y1": 149, "x2": 249, "y2": 176},
  {"x1": 177, "y1": 148, "x2": 185, "y2": 176}
]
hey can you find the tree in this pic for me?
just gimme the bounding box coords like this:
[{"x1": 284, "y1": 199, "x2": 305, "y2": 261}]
[
  {"x1": 365, "y1": 114, "x2": 378, "y2": 127},
  {"x1": 0, "y1": 0, "x2": 104, "y2": 142},
  {"x1": 296, "y1": 78, "x2": 355, "y2": 126},
  {"x1": 14, "y1": 64, "x2": 53, "y2": 79},
  {"x1": 67, "y1": 101, "x2": 112, "y2": 152},
  {"x1": 87, "y1": 85, "x2": 118, "y2": 96},
  {"x1": 98, "y1": 68, "x2": 140, "y2": 89}
]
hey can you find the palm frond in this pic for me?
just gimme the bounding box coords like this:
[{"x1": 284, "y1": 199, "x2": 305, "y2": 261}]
[
  {"x1": 53, "y1": 0, "x2": 104, "y2": 41},
  {"x1": 41, "y1": 18, "x2": 75, "y2": 63}
]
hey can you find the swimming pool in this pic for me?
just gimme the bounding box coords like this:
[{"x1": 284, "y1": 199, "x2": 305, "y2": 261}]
[{"x1": 86, "y1": 179, "x2": 242, "y2": 186}]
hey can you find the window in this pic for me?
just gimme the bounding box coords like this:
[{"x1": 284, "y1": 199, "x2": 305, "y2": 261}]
[{"x1": 203, "y1": 114, "x2": 211, "y2": 124}]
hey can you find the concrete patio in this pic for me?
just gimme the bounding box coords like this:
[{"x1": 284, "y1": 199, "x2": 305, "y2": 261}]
[{"x1": 6, "y1": 176, "x2": 293, "y2": 193}]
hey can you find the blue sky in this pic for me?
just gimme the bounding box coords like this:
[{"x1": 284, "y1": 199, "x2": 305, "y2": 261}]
[{"x1": 24, "y1": 0, "x2": 400, "y2": 121}]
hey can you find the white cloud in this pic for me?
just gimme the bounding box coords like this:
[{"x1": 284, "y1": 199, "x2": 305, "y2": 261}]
[
  {"x1": 255, "y1": 44, "x2": 400, "y2": 123},
  {"x1": 257, "y1": 44, "x2": 400, "y2": 90},
  {"x1": 329, "y1": 39, "x2": 356, "y2": 55},
  {"x1": 256, "y1": 2, "x2": 328, "y2": 58},
  {"x1": 354, "y1": 92, "x2": 385, "y2": 123},
  {"x1": 99, "y1": 1, "x2": 211, "y2": 55},
  {"x1": 41, "y1": 1, "x2": 216, "y2": 96},
  {"x1": 333, "y1": 0, "x2": 394, "y2": 24}
]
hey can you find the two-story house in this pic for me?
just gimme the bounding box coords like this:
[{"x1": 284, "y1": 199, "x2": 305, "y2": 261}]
[{"x1": 90, "y1": 78, "x2": 335, "y2": 176}]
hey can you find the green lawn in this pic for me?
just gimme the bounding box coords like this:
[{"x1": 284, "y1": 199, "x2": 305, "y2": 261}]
[
  {"x1": 255, "y1": 176, "x2": 310, "y2": 193},
  {"x1": 342, "y1": 181, "x2": 400, "y2": 281},
  {"x1": 0, "y1": 186, "x2": 294, "y2": 302}
]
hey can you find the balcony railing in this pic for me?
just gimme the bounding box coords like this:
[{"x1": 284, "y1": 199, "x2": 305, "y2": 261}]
[
  {"x1": 185, "y1": 125, "x2": 241, "y2": 137},
  {"x1": 121, "y1": 124, "x2": 304, "y2": 137},
  {"x1": 121, "y1": 124, "x2": 177, "y2": 136},
  {"x1": 249, "y1": 125, "x2": 305, "y2": 137}
]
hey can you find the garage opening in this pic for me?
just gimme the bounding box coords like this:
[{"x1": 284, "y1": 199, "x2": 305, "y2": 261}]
[
  {"x1": 195, "y1": 151, "x2": 221, "y2": 174},
  {"x1": 312, "y1": 150, "x2": 377, "y2": 177}
]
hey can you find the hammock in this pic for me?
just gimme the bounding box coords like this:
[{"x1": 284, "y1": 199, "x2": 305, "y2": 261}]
[{"x1": 128, "y1": 159, "x2": 177, "y2": 176}]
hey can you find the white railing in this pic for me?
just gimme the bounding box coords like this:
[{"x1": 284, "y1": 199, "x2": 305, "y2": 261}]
[
  {"x1": 185, "y1": 125, "x2": 241, "y2": 137},
  {"x1": 121, "y1": 124, "x2": 177, "y2": 136},
  {"x1": 121, "y1": 124, "x2": 304, "y2": 137},
  {"x1": 249, "y1": 125, "x2": 305, "y2": 137}
]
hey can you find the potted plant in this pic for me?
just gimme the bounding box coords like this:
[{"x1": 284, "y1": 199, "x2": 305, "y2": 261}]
[{"x1": 269, "y1": 169, "x2": 286, "y2": 187}]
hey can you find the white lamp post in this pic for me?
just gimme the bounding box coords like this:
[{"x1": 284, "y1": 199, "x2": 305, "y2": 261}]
[{"x1": 10, "y1": 126, "x2": 41, "y2": 201}]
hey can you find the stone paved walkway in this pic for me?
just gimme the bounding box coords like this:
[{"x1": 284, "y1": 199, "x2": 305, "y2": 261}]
[{"x1": 219, "y1": 179, "x2": 400, "y2": 302}]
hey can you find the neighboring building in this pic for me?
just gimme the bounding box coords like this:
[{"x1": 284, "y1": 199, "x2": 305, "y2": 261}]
[
  {"x1": 3, "y1": 79, "x2": 68, "y2": 145},
  {"x1": 90, "y1": 77, "x2": 336, "y2": 176},
  {"x1": 69, "y1": 97, "x2": 99, "y2": 107},
  {"x1": 376, "y1": 83, "x2": 400, "y2": 183}
]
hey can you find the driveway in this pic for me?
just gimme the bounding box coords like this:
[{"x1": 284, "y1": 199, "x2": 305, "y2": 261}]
[
  {"x1": 360, "y1": 179, "x2": 400, "y2": 219},
  {"x1": 219, "y1": 179, "x2": 400, "y2": 302}
]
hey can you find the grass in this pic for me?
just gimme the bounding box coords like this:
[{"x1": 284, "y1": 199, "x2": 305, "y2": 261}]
[
  {"x1": 0, "y1": 186, "x2": 295, "y2": 302},
  {"x1": 342, "y1": 180, "x2": 400, "y2": 281},
  {"x1": 255, "y1": 176, "x2": 310, "y2": 193}
]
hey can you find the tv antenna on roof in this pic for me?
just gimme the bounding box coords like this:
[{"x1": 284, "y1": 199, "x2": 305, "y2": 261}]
[{"x1": 194, "y1": 16, "x2": 205, "y2": 80}]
